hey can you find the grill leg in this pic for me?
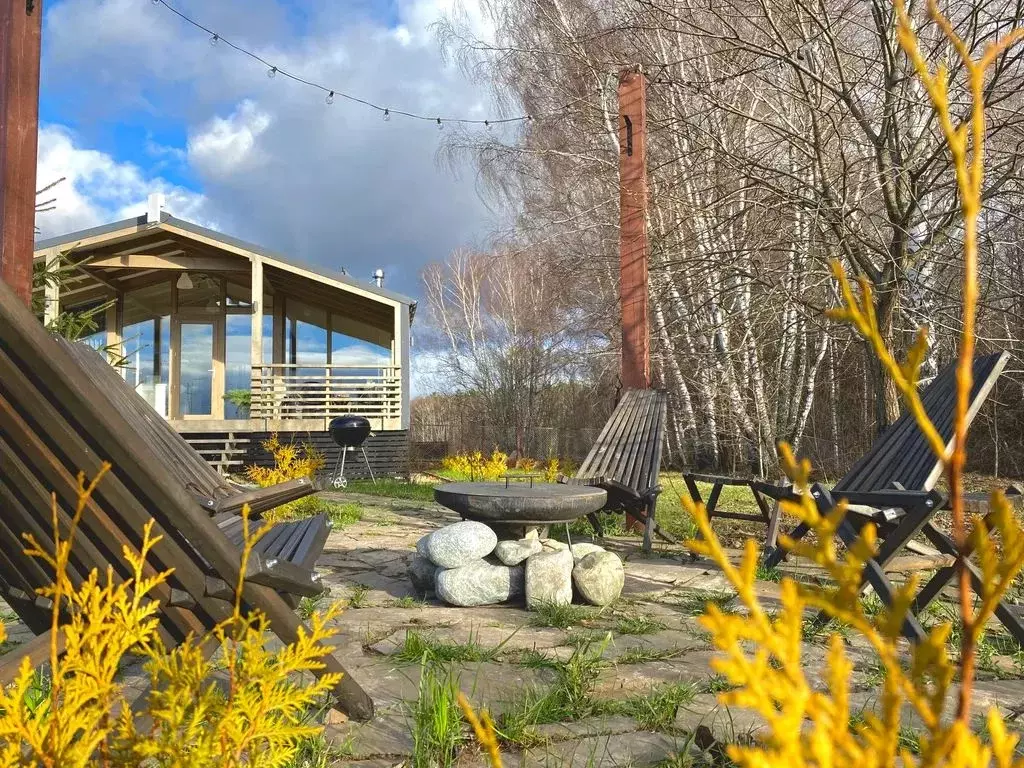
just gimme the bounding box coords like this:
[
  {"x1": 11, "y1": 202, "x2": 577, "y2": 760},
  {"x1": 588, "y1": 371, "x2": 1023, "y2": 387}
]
[{"x1": 360, "y1": 447, "x2": 376, "y2": 484}]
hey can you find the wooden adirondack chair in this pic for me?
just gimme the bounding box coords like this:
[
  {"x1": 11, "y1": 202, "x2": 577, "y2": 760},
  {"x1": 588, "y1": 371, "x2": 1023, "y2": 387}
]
[
  {"x1": 0, "y1": 279, "x2": 373, "y2": 719},
  {"x1": 755, "y1": 352, "x2": 1023, "y2": 645},
  {"x1": 560, "y1": 389, "x2": 668, "y2": 552}
]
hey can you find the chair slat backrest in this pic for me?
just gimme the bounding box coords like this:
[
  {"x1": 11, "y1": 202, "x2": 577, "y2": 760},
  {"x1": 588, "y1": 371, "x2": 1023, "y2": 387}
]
[
  {"x1": 834, "y1": 352, "x2": 1007, "y2": 494},
  {"x1": 576, "y1": 389, "x2": 667, "y2": 492}
]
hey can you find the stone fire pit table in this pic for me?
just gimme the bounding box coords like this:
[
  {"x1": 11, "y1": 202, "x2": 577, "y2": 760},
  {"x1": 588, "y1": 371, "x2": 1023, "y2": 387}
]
[{"x1": 433, "y1": 481, "x2": 607, "y2": 539}]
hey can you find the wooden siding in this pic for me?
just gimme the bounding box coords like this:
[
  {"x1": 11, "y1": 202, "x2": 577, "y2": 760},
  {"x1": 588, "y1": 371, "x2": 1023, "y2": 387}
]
[{"x1": 182, "y1": 429, "x2": 410, "y2": 479}]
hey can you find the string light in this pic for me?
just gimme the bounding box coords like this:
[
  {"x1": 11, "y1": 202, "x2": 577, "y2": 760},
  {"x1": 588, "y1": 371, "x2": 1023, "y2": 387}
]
[{"x1": 149, "y1": 0, "x2": 552, "y2": 128}]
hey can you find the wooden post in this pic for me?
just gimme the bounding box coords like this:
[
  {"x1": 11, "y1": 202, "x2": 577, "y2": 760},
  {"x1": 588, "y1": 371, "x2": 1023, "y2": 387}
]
[
  {"x1": 250, "y1": 256, "x2": 263, "y2": 417},
  {"x1": 0, "y1": 0, "x2": 43, "y2": 305},
  {"x1": 618, "y1": 69, "x2": 650, "y2": 391},
  {"x1": 395, "y1": 303, "x2": 411, "y2": 431},
  {"x1": 43, "y1": 249, "x2": 59, "y2": 325}
]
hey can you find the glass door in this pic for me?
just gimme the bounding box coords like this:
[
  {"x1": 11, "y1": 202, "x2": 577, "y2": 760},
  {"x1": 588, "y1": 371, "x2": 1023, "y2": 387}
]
[{"x1": 173, "y1": 319, "x2": 222, "y2": 419}]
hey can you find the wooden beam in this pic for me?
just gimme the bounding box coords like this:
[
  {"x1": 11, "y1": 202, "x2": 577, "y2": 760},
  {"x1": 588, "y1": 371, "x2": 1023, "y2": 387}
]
[
  {"x1": 86, "y1": 254, "x2": 242, "y2": 271},
  {"x1": 618, "y1": 69, "x2": 650, "y2": 390},
  {"x1": 0, "y1": 0, "x2": 43, "y2": 305}
]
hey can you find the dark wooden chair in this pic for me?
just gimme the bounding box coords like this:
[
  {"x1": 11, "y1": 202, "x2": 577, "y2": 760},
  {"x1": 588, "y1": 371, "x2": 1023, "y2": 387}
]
[
  {"x1": 755, "y1": 352, "x2": 1024, "y2": 645},
  {"x1": 0, "y1": 280, "x2": 373, "y2": 719},
  {"x1": 560, "y1": 389, "x2": 668, "y2": 552},
  {"x1": 60, "y1": 339, "x2": 317, "y2": 519}
]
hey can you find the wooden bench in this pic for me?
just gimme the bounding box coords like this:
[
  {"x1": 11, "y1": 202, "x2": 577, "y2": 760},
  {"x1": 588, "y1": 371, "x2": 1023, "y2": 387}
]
[
  {"x1": 560, "y1": 389, "x2": 668, "y2": 552},
  {"x1": 0, "y1": 278, "x2": 373, "y2": 720}
]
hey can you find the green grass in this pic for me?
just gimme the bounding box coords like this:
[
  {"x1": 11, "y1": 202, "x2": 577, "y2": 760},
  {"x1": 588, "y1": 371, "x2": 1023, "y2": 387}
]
[
  {"x1": 347, "y1": 478, "x2": 436, "y2": 502},
  {"x1": 509, "y1": 648, "x2": 559, "y2": 669},
  {"x1": 346, "y1": 584, "x2": 371, "y2": 608},
  {"x1": 600, "y1": 681, "x2": 698, "y2": 731},
  {"x1": 699, "y1": 674, "x2": 734, "y2": 694},
  {"x1": 498, "y1": 635, "x2": 611, "y2": 746},
  {"x1": 285, "y1": 732, "x2": 353, "y2": 767},
  {"x1": 528, "y1": 601, "x2": 596, "y2": 629},
  {"x1": 801, "y1": 617, "x2": 851, "y2": 644},
  {"x1": 298, "y1": 591, "x2": 329, "y2": 620},
  {"x1": 614, "y1": 613, "x2": 667, "y2": 635},
  {"x1": 394, "y1": 630, "x2": 507, "y2": 664},
  {"x1": 323, "y1": 501, "x2": 362, "y2": 527},
  {"x1": 673, "y1": 590, "x2": 736, "y2": 617},
  {"x1": 389, "y1": 596, "x2": 424, "y2": 608},
  {"x1": 755, "y1": 562, "x2": 783, "y2": 583},
  {"x1": 618, "y1": 645, "x2": 686, "y2": 664},
  {"x1": 409, "y1": 663, "x2": 464, "y2": 768},
  {"x1": 861, "y1": 592, "x2": 885, "y2": 617}
]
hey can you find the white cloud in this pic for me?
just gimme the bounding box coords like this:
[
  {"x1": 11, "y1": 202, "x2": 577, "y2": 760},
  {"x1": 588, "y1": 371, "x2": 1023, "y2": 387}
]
[
  {"x1": 39, "y1": 0, "x2": 513, "y2": 297},
  {"x1": 188, "y1": 100, "x2": 272, "y2": 178},
  {"x1": 35, "y1": 125, "x2": 208, "y2": 239}
]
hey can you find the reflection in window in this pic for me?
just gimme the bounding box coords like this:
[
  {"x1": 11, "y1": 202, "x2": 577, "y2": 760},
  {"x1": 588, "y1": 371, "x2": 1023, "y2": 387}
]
[
  {"x1": 225, "y1": 315, "x2": 252, "y2": 418},
  {"x1": 121, "y1": 281, "x2": 173, "y2": 416},
  {"x1": 179, "y1": 323, "x2": 214, "y2": 416}
]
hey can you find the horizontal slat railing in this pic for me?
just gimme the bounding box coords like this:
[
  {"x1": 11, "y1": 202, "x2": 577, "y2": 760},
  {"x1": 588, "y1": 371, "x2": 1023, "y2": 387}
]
[{"x1": 249, "y1": 364, "x2": 402, "y2": 425}]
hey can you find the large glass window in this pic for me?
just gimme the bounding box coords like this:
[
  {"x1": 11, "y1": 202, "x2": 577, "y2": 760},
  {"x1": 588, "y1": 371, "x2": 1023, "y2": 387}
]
[
  {"x1": 225, "y1": 315, "x2": 252, "y2": 419},
  {"x1": 121, "y1": 281, "x2": 173, "y2": 416},
  {"x1": 285, "y1": 299, "x2": 328, "y2": 371},
  {"x1": 330, "y1": 313, "x2": 391, "y2": 372},
  {"x1": 179, "y1": 322, "x2": 214, "y2": 416}
]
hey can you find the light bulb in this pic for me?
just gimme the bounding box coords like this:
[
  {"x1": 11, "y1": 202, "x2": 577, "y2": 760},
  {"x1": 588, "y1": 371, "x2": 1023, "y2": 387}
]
[
  {"x1": 436, "y1": 117, "x2": 443, "y2": 130},
  {"x1": 326, "y1": 91, "x2": 335, "y2": 105},
  {"x1": 267, "y1": 67, "x2": 277, "y2": 78},
  {"x1": 383, "y1": 109, "x2": 390, "y2": 121},
  {"x1": 210, "y1": 34, "x2": 219, "y2": 46}
]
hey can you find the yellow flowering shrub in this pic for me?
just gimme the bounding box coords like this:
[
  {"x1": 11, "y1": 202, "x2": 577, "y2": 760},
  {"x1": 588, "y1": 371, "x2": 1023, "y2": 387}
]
[
  {"x1": 246, "y1": 433, "x2": 325, "y2": 487},
  {"x1": 440, "y1": 450, "x2": 509, "y2": 481},
  {"x1": 0, "y1": 465, "x2": 342, "y2": 767},
  {"x1": 246, "y1": 434, "x2": 326, "y2": 522}
]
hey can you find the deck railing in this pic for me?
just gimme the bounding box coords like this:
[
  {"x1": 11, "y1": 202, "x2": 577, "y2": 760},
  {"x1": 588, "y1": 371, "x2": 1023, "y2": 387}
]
[{"x1": 249, "y1": 364, "x2": 402, "y2": 426}]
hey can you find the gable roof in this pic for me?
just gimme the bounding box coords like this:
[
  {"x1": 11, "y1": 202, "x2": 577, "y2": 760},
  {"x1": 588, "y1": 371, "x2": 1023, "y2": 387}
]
[{"x1": 34, "y1": 212, "x2": 417, "y2": 309}]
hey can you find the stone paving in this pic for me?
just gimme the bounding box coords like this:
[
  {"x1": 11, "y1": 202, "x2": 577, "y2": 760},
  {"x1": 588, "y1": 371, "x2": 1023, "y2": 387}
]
[
  {"x1": 2, "y1": 491, "x2": 1023, "y2": 766},
  {"x1": 309, "y1": 492, "x2": 1024, "y2": 766}
]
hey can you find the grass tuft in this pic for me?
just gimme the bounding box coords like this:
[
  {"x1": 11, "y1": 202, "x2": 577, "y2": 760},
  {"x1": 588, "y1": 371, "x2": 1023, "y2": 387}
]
[
  {"x1": 529, "y1": 601, "x2": 596, "y2": 629},
  {"x1": 346, "y1": 584, "x2": 371, "y2": 608},
  {"x1": 614, "y1": 613, "x2": 667, "y2": 636},
  {"x1": 394, "y1": 630, "x2": 503, "y2": 664},
  {"x1": 599, "y1": 681, "x2": 698, "y2": 731},
  {"x1": 409, "y1": 662, "x2": 464, "y2": 768},
  {"x1": 674, "y1": 590, "x2": 736, "y2": 617}
]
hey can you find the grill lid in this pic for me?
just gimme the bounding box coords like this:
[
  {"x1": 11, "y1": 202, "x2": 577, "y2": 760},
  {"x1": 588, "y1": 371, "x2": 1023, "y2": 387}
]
[{"x1": 329, "y1": 414, "x2": 372, "y2": 447}]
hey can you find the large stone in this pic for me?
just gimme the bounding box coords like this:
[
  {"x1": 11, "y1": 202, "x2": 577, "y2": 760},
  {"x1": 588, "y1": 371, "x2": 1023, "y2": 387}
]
[
  {"x1": 573, "y1": 551, "x2": 624, "y2": 606},
  {"x1": 540, "y1": 538, "x2": 569, "y2": 552},
  {"x1": 570, "y1": 542, "x2": 605, "y2": 563},
  {"x1": 525, "y1": 549, "x2": 574, "y2": 609},
  {"x1": 407, "y1": 555, "x2": 437, "y2": 596},
  {"x1": 415, "y1": 533, "x2": 432, "y2": 557},
  {"x1": 436, "y1": 561, "x2": 524, "y2": 607},
  {"x1": 495, "y1": 538, "x2": 543, "y2": 566},
  {"x1": 424, "y1": 521, "x2": 498, "y2": 568}
]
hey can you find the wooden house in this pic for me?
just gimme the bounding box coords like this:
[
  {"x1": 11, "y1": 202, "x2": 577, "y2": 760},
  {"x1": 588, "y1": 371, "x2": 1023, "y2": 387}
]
[{"x1": 33, "y1": 199, "x2": 413, "y2": 476}]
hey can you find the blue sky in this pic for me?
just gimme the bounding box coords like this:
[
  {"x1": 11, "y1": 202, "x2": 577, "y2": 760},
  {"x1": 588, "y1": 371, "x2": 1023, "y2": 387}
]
[{"x1": 34, "y1": 0, "x2": 505, "y2": 304}]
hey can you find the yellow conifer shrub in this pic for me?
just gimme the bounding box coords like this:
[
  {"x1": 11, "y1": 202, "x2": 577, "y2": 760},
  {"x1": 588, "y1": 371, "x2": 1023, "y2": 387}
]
[{"x1": 0, "y1": 464, "x2": 342, "y2": 767}]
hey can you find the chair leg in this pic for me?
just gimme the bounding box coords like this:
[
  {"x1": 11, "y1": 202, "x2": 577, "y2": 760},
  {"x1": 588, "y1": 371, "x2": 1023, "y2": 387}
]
[
  {"x1": 588, "y1": 512, "x2": 605, "y2": 539},
  {"x1": 763, "y1": 521, "x2": 810, "y2": 568},
  {"x1": 642, "y1": 497, "x2": 657, "y2": 554},
  {"x1": 918, "y1": 520, "x2": 1024, "y2": 646}
]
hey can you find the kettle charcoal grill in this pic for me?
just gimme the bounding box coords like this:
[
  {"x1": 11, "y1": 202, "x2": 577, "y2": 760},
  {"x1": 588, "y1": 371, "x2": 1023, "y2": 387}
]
[{"x1": 328, "y1": 415, "x2": 376, "y2": 488}]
